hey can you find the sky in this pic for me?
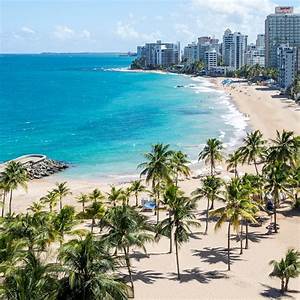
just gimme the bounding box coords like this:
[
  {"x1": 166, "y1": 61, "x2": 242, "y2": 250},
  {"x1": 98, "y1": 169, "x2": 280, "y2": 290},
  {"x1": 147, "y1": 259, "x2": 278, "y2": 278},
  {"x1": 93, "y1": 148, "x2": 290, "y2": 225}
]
[{"x1": 0, "y1": 0, "x2": 299, "y2": 53}]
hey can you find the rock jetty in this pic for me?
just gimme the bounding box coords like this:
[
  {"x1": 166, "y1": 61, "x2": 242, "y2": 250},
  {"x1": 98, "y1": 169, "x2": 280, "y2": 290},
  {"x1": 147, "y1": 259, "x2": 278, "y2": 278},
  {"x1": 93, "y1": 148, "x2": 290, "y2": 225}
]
[{"x1": 23, "y1": 159, "x2": 69, "y2": 179}]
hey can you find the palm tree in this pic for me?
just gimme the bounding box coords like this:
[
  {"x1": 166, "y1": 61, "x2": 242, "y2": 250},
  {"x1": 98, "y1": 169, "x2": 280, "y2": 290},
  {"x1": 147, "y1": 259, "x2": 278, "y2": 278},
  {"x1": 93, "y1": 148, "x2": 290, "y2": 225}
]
[
  {"x1": 238, "y1": 130, "x2": 266, "y2": 175},
  {"x1": 58, "y1": 234, "x2": 128, "y2": 300},
  {"x1": 88, "y1": 188, "x2": 104, "y2": 203},
  {"x1": 76, "y1": 193, "x2": 89, "y2": 213},
  {"x1": 130, "y1": 180, "x2": 146, "y2": 207},
  {"x1": 210, "y1": 179, "x2": 257, "y2": 270},
  {"x1": 139, "y1": 143, "x2": 173, "y2": 223},
  {"x1": 198, "y1": 138, "x2": 223, "y2": 176},
  {"x1": 28, "y1": 201, "x2": 45, "y2": 213},
  {"x1": 1, "y1": 161, "x2": 28, "y2": 214},
  {"x1": 107, "y1": 186, "x2": 124, "y2": 207},
  {"x1": 226, "y1": 150, "x2": 242, "y2": 178},
  {"x1": 53, "y1": 205, "x2": 77, "y2": 246},
  {"x1": 53, "y1": 182, "x2": 71, "y2": 210},
  {"x1": 267, "y1": 130, "x2": 300, "y2": 167},
  {"x1": 122, "y1": 187, "x2": 132, "y2": 206},
  {"x1": 103, "y1": 205, "x2": 153, "y2": 297},
  {"x1": 269, "y1": 249, "x2": 300, "y2": 293},
  {"x1": 85, "y1": 201, "x2": 106, "y2": 233},
  {"x1": 0, "y1": 179, "x2": 9, "y2": 217},
  {"x1": 170, "y1": 151, "x2": 191, "y2": 186},
  {"x1": 41, "y1": 190, "x2": 59, "y2": 213},
  {"x1": 0, "y1": 251, "x2": 59, "y2": 300},
  {"x1": 264, "y1": 162, "x2": 291, "y2": 233},
  {"x1": 192, "y1": 176, "x2": 223, "y2": 234}
]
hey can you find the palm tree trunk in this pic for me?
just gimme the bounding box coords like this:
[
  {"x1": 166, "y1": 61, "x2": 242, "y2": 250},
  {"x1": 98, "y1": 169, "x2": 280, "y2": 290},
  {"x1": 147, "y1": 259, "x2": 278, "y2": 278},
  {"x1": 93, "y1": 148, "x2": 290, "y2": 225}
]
[
  {"x1": 59, "y1": 196, "x2": 62, "y2": 210},
  {"x1": 156, "y1": 190, "x2": 160, "y2": 224},
  {"x1": 169, "y1": 211, "x2": 173, "y2": 253},
  {"x1": 254, "y1": 159, "x2": 259, "y2": 175},
  {"x1": 205, "y1": 199, "x2": 210, "y2": 235},
  {"x1": 8, "y1": 189, "x2": 13, "y2": 215},
  {"x1": 274, "y1": 192, "x2": 278, "y2": 233},
  {"x1": 135, "y1": 194, "x2": 138, "y2": 207},
  {"x1": 124, "y1": 247, "x2": 134, "y2": 298},
  {"x1": 175, "y1": 235, "x2": 180, "y2": 280},
  {"x1": 1, "y1": 192, "x2": 6, "y2": 217},
  {"x1": 227, "y1": 222, "x2": 231, "y2": 271},
  {"x1": 82, "y1": 202, "x2": 85, "y2": 213},
  {"x1": 240, "y1": 224, "x2": 243, "y2": 255},
  {"x1": 281, "y1": 278, "x2": 285, "y2": 293},
  {"x1": 91, "y1": 218, "x2": 95, "y2": 233},
  {"x1": 245, "y1": 221, "x2": 249, "y2": 249},
  {"x1": 210, "y1": 197, "x2": 214, "y2": 210},
  {"x1": 284, "y1": 277, "x2": 289, "y2": 292}
]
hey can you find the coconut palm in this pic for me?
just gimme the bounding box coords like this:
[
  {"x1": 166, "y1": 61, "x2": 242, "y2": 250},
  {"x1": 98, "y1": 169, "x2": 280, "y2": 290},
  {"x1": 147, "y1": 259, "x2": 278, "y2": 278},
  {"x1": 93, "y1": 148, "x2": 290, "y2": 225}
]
[
  {"x1": 0, "y1": 251, "x2": 59, "y2": 300},
  {"x1": 210, "y1": 179, "x2": 257, "y2": 270},
  {"x1": 76, "y1": 193, "x2": 89, "y2": 213},
  {"x1": 269, "y1": 249, "x2": 300, "y2": 293},
  {"x1": 192, "y1": 176, "x2": 223, "y2": 234},
  {"x1": 130, "y1": 180, "x2": 146, "y2": 207},
  {"x1": 267, "y1": 130, "x2": 300, "y2": 167},
  {"x1": 139, "y1": 143, "x2": 173, "y2": 223},
  {"x1": 1, "y1": 161, "x2": 28, "y2": 214},
  {"x1": 102, "y1": 205, "x2": 153, "y2": 297},
  {"x1": 107, "y1": 186, "x2": 124, "y2": 207},
  {"x1": 0, "y1": 179, "x2": 9, "y2": 217},
  {"x1": 88, "y1": 188, "x2": 104, "y2": 204},
  {"x1": 41, "y1": 190, "x2": 59, "y2": 213},
  {"x1": 53, "y1": 182, "x2": 71, "y2": 211},
  {"x1": 238, "y1": 130, "x2": 266, "y2": 175},
  {"x1": 198, "y1": 138, "x2": 223, "y2": 176},
  {"x1": 85, "y1": 201, "x2": 106, "y2": 233},
  {"x1": 27, "y1": 201, "x2": 45, "y2": 213},
  {"x1": 169, "y1": 151, "x2": 191, "y2": 186},
  {"x1": 58, "y1": 233, "x2": 128, "y2": 300},
  {"x1": 122, "y1": 187, "x2": 132, "y2": 206},
  {"x1": 226, "y1": 150, "x2": 242, "y2": 178}
]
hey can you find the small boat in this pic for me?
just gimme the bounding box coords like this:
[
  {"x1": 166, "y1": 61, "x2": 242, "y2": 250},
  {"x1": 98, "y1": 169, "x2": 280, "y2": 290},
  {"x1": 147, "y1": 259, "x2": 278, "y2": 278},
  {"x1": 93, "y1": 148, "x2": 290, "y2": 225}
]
[{"x1": 176, "y1": 85, "x2": 184, "y2": 88}]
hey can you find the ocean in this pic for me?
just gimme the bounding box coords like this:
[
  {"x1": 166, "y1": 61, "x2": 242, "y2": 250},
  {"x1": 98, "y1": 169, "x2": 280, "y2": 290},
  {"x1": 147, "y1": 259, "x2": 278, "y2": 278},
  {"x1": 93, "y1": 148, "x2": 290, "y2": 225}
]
[{"x1": 0, "y1": 53, "x2": 248, "y2": 180}]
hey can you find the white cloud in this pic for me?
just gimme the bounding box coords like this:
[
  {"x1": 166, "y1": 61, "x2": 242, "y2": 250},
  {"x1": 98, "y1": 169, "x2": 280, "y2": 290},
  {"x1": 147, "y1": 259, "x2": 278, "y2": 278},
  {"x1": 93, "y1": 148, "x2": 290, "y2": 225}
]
[
  {"x1": 116, "y1": 21, "x2": 139, "y2": 39},
  {"x1": 174, "y1": 24, "x2": 196, "y2": 41},
  {"x1": 53, "y1": 25, "x2": 91, "y2": 41},
  {"x1": 21, "y1": 26, "x2": 35, "y2": 34}
]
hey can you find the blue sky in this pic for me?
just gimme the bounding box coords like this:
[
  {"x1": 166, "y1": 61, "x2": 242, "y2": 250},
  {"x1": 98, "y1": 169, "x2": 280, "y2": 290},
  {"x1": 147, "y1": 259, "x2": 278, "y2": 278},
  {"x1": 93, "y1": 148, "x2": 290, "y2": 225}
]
[{"x1": 1, "y1": 0, "x2": 299, "y2": 53}]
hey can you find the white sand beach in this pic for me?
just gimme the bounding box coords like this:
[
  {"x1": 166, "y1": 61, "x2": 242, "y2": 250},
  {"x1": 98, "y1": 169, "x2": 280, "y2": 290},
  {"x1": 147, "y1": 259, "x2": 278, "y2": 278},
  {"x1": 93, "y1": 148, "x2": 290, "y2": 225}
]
[{"x1": 8, "y1": 79, "x2": 300, "y2": 299}]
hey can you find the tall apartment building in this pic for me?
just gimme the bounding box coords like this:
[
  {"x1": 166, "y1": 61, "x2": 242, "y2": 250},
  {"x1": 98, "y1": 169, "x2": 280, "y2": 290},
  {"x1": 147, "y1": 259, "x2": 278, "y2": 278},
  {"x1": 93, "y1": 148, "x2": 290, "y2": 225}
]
[
  {"x1": 265, "y1": 6, "x2": 300, "y2": 68},
  {"x1": 277, "y1": 45, "x2": 299, "y2": 89},
  {"x1": 137, "y1": 41, "x2": 180, "y2": 67},
  {"x1": 204, "y1": 49, "x2": 218, "y2": 70},
  {"x1": 245, "y1": 34, "x2": 265, "y2": 67},
  {"x1": 183, "y1": 42, "x2": 198, "y2": 64},
  {"x1": 229, "y1": 32, "x2": 247, "y2": 70},
  {"x1": 222, "y1": 29, "x2": 233, "y2": 66}
]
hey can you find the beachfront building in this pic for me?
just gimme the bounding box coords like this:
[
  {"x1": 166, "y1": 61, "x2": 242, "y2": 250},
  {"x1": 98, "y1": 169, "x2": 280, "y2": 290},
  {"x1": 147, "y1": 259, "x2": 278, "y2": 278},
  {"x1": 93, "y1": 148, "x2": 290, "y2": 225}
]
[
  {"x1": 204, "y1": 49, "x2": 218, "y2": 70},
  {"x1": 183, "y1": 42, "x2": 198, "y2": 63},
  {"x1": 277, "y1": 45, "x2": 299, "y2": 89},
  {"x1": 136, "y1": 40, "x2": 180, "y2": 68},
  {"x1": 265, "y1": 6, "x2": 300, "y2": 68},
  {"x1": 197, "y1": 36, "x2": 220, "y2": 61},
  {"x1": 222, "y1": 29, "x2": 234, "y2": 66},
  {"x1": 229, "y1": 32, "x2": 248, "y2": 70},
  {"x1": 245, "y1": 34, "x2": 265, "y2": 67}
]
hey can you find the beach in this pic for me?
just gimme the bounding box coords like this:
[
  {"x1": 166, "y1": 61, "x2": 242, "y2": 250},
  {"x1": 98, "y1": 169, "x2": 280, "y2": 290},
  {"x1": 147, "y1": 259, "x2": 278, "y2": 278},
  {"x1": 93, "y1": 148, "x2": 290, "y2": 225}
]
[{"x1": 7, "y1": 78, "x2": 300, "y2": 299}]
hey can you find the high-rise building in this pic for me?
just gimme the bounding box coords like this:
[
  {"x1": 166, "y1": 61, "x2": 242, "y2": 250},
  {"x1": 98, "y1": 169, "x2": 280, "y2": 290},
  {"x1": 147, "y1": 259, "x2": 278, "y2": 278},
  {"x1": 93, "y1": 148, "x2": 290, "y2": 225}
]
[
  {"x1": 183, "y1": 42, "x2": 198, "y2": 64},
  {"x1": 222, "y1": 29, "x2": 233, "y2": 66},
  {"x1": 205, "y1": 49, "x2": 218, "y2": 70},
  {"x1": 265, "y1": 6, "x2": 300, "y2": 68},
  {"x1": 277, "y1": 45, "x2": 298, "y2": 89},
  {"x1": 229, "y1": 32, "x2": 247, "y2": 70},
  {"x1": 256, "y1": 34, "x2": 265, "y2": 49}
]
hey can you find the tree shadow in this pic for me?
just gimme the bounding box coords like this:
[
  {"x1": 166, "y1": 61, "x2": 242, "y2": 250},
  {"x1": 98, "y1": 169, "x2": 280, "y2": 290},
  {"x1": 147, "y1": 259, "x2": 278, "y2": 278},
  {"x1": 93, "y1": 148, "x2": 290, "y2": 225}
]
[
  {"x1": 131, "y1": 270, "x2": 165, "y2": 284},
  {"x1": 232, "y1": 231, "x2": 270, "y2": 244},
  {"x1": 260, "y1": 283, "x2": 299, "y2": 299},
  {"x1": 192, "y1": 247, "x2": 242, "y2": 265},
  {"x1": 189, "y1": 232, "x2": 203, "y2": 240},
  {"x1": 130, "y1": 250, "x2": 169, "y2": 261},
  {"x1": 280, "y1": 207, "x2": 300, "y2": 218},
  {"x1": 168, "y1": 267, "x2": 228, "y2": 283}
]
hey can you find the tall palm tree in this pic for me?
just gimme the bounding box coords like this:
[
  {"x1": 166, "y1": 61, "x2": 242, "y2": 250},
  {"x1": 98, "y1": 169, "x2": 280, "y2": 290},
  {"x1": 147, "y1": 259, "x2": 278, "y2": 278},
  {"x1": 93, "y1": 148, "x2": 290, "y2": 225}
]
[
  {"x1": 267, "y1": 130, "x2": 300, "y2": 167},
  {"x1": 85, "y1": 201, "x2": 106, "y2": 233},
  {"x1": 107, "y1": 186, "x2": 124, "y2": 207},
  {"x1": 198, "y1": 138, "x2": 223, "y2": 176},
  {"x1": 192, "y1": 176, "x2": 223, "y2": 234},
  {"x1": 139, "y1": 143, "x2": 173, "y2": 223},
  {"x1": 41, "y1": 190, "x2": 59, "y2": 213},
  {"x1": 1, "y1": 161, "x2": 28, "y2": 214},
  {"x1": 238, "y1": 130, "x2": 266, "y2": 175},
  {"x1": 130, "y1": 180, "x2": 146, "y2": 207},
  {"x1": 210, "y1": 179, "x2": 257, "y2": 270},
  {"x1": 169, "y1": 151, "x2": 191, "y2": 186},
  {"x1": 264, "y1": 162, "x2": 291, "y2": 233},
  {"x1": 58, "y1": 234, "x2": 128, "y2": 300},
  {"x1": 269, "y1": 249, "x2": 300, "y2": 293},
  {"x1": 0, "y1": 251, "x2": 59, "y2": 300},
  {"x1": 0, "y1": 179, "x2": 9, "y2": 217},
  {"x1": 156, "y1": 186, "x2": 200, "y2": 279},
  {"x1": 53, "y1": 182, "x2": 71, "y2": 210},
  {"x1": 226, "y1": 150, "x2": 242, "y2": 178},
  {"x1": 76, "y1": 193, "x2": 89, "y2": 213},
  {"x1": 88, "y1": 188, "x2": 104, "y2": 204},
  {"x1": 103, "y1": 205, "x2": 153, "y2": 297}
]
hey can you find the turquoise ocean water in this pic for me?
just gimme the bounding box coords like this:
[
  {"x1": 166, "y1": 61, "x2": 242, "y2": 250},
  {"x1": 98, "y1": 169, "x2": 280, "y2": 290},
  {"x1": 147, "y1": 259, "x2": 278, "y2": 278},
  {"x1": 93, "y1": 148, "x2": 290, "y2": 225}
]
[{"x1": 0, "y1": 54, "x2": 248, "y2": 180}]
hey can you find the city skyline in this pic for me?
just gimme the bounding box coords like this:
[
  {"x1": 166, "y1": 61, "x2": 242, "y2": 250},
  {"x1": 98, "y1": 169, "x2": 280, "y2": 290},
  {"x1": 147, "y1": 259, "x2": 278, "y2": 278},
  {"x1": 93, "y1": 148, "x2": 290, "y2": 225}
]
[{"x1": 1, "y1": 0, "x2": 299, "y2": 53}]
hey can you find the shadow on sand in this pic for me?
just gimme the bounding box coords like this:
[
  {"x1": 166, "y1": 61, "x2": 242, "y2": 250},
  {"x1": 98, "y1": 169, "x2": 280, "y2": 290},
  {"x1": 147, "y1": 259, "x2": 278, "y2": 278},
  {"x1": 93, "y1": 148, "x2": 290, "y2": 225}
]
[
  {"x1": 192, "y1": 246, "x2": 243, "y2": 266},
  {"x1": 168, "y1": 267, "x2": 228, "y2": 283},
  {"x1": 260, "y1": 283, "x2": 300, "y2": 299},
  {"x1": 232, "y1": 231, "x2": 271, "y2": 244},
  {"x1": 131, "y1": 270, "x2": 165, "y2": 284}
]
